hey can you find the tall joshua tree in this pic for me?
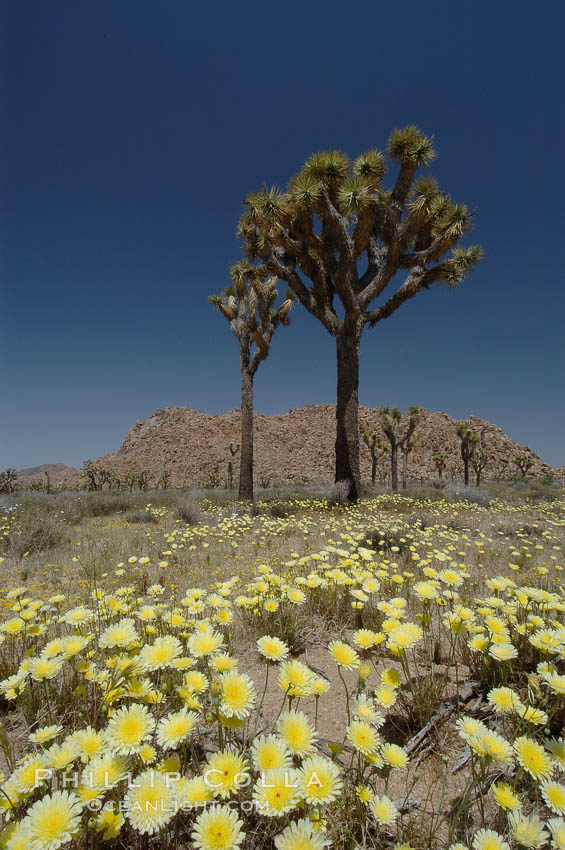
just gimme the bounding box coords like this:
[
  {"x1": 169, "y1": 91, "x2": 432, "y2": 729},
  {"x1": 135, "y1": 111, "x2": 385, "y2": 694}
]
[
  {"x1": 456, "y1": 422, "x2": 479, "y2": 487},
  {"x1": 236, "y1": 126, "x2": 481, "y2": 499},
  {"x1": 210, "y1": 262, "x2": 292, "y2": 500},
  {"x1": 362, "y1": 429, "x2": 387, "y2": 485},
  {"x1": 378, "y1": 406, "x2": 421, "y2": 492}
]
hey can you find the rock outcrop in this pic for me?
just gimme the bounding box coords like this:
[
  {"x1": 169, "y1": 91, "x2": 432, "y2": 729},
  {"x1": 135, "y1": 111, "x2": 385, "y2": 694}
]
[{"x1": 90, "y1": 405, "x2": 558, "y2": 488}]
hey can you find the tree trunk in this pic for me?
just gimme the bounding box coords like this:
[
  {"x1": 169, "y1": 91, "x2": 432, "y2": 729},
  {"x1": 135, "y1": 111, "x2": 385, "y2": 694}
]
[
  {"x1": 475, "y1": 470, "x2": 481, "y2": 487},
  {"x1": 239, "y1": 362, "x2": 254, "y2": 500},
  {"x1": 391, "y1": 445, "x2": 399, "y2": 492},
  {"x1": 335, "y1": 325, "x2": 362, "y2": 500},
  {"x1": 402, "y1": 452, "x2": 408, "y2": 490},
  {"x1": 463, "y1": 459, "x2": 470, "y2": 487},
  {"x1": 371, "y1": 451, "x2": 377, "y2": 485}
]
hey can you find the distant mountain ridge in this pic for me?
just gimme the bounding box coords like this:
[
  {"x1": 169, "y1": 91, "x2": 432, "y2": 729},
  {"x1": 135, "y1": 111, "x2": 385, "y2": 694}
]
[{"x1": 14, "y1": 463, "x2": 79, "y2": 488}]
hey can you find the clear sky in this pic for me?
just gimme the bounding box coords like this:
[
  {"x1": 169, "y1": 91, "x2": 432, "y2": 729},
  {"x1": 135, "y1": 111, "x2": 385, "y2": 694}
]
[{"x1": 2, "y1": 0, "x2": 564, "y2": 470}]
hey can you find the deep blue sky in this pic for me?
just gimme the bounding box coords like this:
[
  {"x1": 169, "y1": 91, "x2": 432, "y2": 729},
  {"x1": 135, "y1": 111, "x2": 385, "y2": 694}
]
[{"x1": 2, "y1": 0, "x2": 564, "y2": 470}]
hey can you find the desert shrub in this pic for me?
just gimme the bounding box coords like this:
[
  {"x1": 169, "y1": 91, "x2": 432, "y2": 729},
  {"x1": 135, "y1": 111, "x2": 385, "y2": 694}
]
[
  {"x1": 2, "y1": 509, "x2": 66, "y2": 558},
  {"x1": 430, "y1": 477, "x2": 446, "y2": 490},
  {"x1": 270, "y1": 502, "x2": 291, "y2": 518},
  {"x1": 444, "y1": 483, "x2": 490, "y2": 506},
  {"x1": 77, "y1": 491, "x2": 135, "y2": 517},
  {"x1": 486, "y1": 478, "x2": 562, "y2": 505},
  {"x1": 175, "y1": 495, "x2": 201, "y2": 524},
  {"x1": 326, "y1": 479, "x2": 351, "y2": 506},
  {"x1": 125, "y1": 510, "x2": 158, "y2": 524}
]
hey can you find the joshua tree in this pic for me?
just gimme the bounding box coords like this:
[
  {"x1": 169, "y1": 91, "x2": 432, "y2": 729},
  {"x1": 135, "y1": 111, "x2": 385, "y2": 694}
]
[
  {"x1": 471, "y1": 448, "x2": 488, "y2": 487},
  {"x1": 400, "y1": 434, "x2": 416, "y2": 490},
  {"x1": 432, "y1": 450, "x2": 448, "y2": 480},
  {"x1": 236, "y1": 127, "x2": 481, "y2": 499},
  {"x1": 515, "y1": 454, "x2": 534, "y2": 477},
  {"x1": 158, "y1": 470, "x2": 171, "y2": 490},
  {"x1": 125, "y1": 471, "x2": 138, "y2": 492},
  {"x1": 226, "y1": 442, "x2": 240, "y2": 490},
  {"x1": 378, "y1": 406, "x2": 421, "y2": 492},
  {"x1": 137, "y1": 470, "x2": 151, "y2": 492},
  {"x1": 362, "y1": 429, "x2": 387, "y2": 485},
  {"x1": 207, "y1": 463, "x2": 221, "y2": 489},
  {"x1": 495, "y1": 458, "x2": 510, "y2": 483},
  {"x1": 210, "y1": 262, "x2": 292, "y2": 500},
  {"x1": 456, "y1": 422, "x2": 479, "y2": 487},
  {"x1": 0, "y1": 468, "x2": 17, "y2": 494},
  {"x1": 109, "y1": 472, "x2": 122, "y2": 490},
  {"x1": 81, "y1": 460, "x2": 104, "y2": 491}
]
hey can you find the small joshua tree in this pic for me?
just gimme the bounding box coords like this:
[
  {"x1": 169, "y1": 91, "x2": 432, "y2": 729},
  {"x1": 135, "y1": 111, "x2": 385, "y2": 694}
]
[
  {"x1": 81, "y1": 460, "x2": 104, "y2": 491},
  {"x1": 136, "y1": 470, "x2": 151, "y2": 492},
  {"x1": 109, "y1": 472, "x2": 122, "y2": 490},
  {"x1": 400, "y1": 434, "x2": 416, "y2": 490},
  {"x1": 226, "y1": 442, "x2": 240, "y2": 490},
  {"x1": 378, "y1": 406, "x2": 421, "y2": 492},
  {"x1": 210, "y1": 262, "x2": 292, "y2": 500},
  {"x1": 515, "y1": 454, "x2": 534, "y2": 477},
  {"x1": 494, "y1": 458, "x2": 510, "y2": 483},
  {"x1": 98, "y1": 468, "x2": 113, "y2": 490},
  {"x1": 0, "y1": 468, "x2": 17, "y2": 494},
  {"x1": 125, "y1": 471, "x2": 138, "y2": 492},
  {"x1": 362, "y1": 429, "x2": 387, "y2": 485},
  {"x1": 471, "y1": 447, "x2": 488, "y2": 487},
  {"x1": 158, "y1": 470, "x2": 171, "y2": 490},
  {"x1": 456, "y1": 422, "x2": 479, "y2": 487},
  {"x1": 432, "y1": 450, "x2": 448, "y2": 480},
  {"x1": 470, "y1": 430, "x2": 489, "y2": 487}
]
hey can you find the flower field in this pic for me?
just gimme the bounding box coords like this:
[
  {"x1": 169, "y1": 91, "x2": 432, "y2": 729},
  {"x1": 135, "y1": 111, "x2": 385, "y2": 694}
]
[{"x1": 1, "y1": 490, "x2": 565, "y2": 849}]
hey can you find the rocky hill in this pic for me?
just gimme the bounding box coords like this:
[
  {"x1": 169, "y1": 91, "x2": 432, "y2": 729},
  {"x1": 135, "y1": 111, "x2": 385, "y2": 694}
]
[
  {"x1": 14, "y1": 463, "x2": 80, "y2": 490},
  {"x1": 89, "y1": 405, "x2": 558, "y2": 488}
]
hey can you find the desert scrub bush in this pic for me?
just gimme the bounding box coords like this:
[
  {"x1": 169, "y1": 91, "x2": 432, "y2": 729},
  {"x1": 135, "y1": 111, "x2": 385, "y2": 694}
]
[
  {"x1": 326, "y1": 479, "x2": 351, "y2": 506},
  {"x1": 270, "y1": 502, "x2": 292, "y2": 518},
  {"x1": 444, "y1": 483, "x2": 491, "y2": 506},
  {"x1": 1, "y1": 508, "x2": 67, "y2": 558},
  {"x1": 175, "y1": 494, "x2": 201, "y2": 524},
  {"x1": 404, "y1": 483, "x2": 446, "y2": 501},
  {"x1": 125, "y1": 510, "x2": 158, "y2": 524},
  {"x1": 76, "y1": 491, "x2": 137, "y2": 517}
]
